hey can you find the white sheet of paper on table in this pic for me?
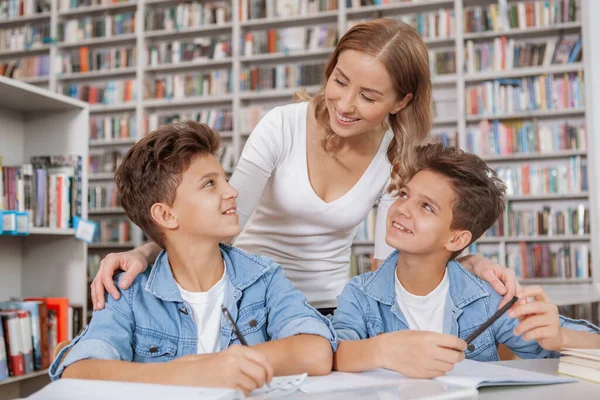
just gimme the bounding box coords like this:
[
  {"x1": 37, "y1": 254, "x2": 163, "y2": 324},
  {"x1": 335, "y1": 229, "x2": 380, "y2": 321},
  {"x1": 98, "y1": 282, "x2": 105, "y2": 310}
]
[{"x1": 249, "y1": 373, "x2": 308, "y2": 398}]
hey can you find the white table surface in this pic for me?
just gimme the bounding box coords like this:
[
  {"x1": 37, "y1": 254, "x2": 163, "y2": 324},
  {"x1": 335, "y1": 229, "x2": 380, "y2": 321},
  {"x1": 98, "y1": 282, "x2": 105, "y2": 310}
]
[{"x1": 479, "y1": 359, "x2": 599, "y2": 399}]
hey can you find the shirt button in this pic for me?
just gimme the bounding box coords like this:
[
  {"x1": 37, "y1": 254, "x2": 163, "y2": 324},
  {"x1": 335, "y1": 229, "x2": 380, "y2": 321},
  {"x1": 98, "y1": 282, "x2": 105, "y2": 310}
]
[
  {"x1": 249, "y1": 319, "x2": 257, "y2": 328},
  {"x1": 179, "y1": 307, "x2": 189, "y2": 315},
  {"x1": 467, "y1": 344, "x2": 475, "y2": 352},
  {"x1": 149, "y1": 345, "x2": 158, "y2": 353}
]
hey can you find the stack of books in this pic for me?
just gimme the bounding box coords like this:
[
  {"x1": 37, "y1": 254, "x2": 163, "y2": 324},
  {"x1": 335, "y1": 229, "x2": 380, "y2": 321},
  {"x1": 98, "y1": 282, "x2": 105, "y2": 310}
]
[{"x1": 558, "y1": 348, "x2": 600, "y2": 383}]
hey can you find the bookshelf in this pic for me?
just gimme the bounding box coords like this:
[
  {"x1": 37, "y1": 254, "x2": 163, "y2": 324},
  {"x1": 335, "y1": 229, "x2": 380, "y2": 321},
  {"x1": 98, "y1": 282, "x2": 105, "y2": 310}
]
[
  {"x1": 1, "y1": 1, "x2": 599, "y2": 306},
  {"x1": 0, "y1": 76, "x2": 88, "y2": 398}
]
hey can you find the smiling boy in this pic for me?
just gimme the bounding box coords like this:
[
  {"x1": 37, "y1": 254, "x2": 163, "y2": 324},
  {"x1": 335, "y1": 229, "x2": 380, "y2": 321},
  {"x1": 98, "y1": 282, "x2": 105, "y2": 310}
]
[
  {"x1": 50, "y1": 121, "x2": 336, "y2": 394},
  {"x1": 332, "y1": 143, "x2": 600, "y2": 378}
]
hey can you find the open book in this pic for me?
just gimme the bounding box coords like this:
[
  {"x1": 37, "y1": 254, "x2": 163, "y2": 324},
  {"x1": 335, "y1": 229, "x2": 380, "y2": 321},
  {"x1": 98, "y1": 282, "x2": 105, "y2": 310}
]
[{"x1": 298, "y1": 359, "x2": 575, "y2": 395}]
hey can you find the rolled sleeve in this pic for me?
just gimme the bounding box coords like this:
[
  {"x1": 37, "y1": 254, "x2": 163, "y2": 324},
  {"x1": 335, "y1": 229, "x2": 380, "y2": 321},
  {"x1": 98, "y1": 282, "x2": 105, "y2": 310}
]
[
  {"x1": 48, "y1": 281, "x2": 135, "y2": 381},
  {"x1": 264, "y1": 264, "x2": 338, "y2": 351},
  {"x1": 332, "y1": 277, "x2": 369, "y2": 342},
  {"x1": 49, "y1": 336, "x2": 121, "y2": 380},
  {"x1": 559, "y1": 315, "x2": 600, "y2": 333}
]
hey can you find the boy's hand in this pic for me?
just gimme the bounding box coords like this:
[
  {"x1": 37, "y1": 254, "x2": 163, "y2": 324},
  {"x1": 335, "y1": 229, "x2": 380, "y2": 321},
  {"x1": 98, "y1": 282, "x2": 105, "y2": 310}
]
[
  {"x1": 509, "y1": 285, "x2": 564, "y2": 351},
  {"x1": 376, "y1": 330, "x2": 466, "y2": 378},
  {"x1": 173, "y1": 345, "x2": 274, "y2": 395}
]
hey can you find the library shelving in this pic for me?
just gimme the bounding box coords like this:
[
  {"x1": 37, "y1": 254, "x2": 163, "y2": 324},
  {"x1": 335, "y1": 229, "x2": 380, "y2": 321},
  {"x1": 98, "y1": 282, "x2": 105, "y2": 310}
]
[
  {"x1": 0, "y1": 76, "x2": 89, "y2": 396},
  {"x1": 2, "y1": 1, "x2": 599, "y2": 311}
]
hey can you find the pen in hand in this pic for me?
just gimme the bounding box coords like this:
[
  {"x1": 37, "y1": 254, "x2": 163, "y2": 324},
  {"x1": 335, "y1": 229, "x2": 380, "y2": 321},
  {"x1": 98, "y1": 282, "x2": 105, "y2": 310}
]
[
  {"x1": 464, "y1": 296, "x2": 519, "y2": 352},
  {"x1": 221, "y1": 305, "x2": 271, "y2": 390}
]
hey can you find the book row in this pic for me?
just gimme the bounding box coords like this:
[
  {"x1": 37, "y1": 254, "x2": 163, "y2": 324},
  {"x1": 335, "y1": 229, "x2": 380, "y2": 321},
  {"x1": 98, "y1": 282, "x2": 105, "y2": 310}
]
[
  {"x1": 90, "y1": 113, "x2": 136, "y2": 141},
  {"x1": 466, "y1": 73, "x2": 584, "y2": 117},
  {"x1": 0, "y1": 155, "x2": 83, "y2": 230},
  {"x1": 58, "y1": 12, "x2": 135, "y2": 43},
  {"x1": 0, "y1": 298, "x2": 83, "y2": 381},
  {"x1": 465, "y1": 35, "x2": 582, "y2": 74},
  {"x1": 485, "y1": 203, "x2": 589, "y2": 238},
  {"x1": 496, "y1": 156, "x2": 587, "y2": 196},
  {"x1": 467, "y1": 120, "x2": 586, "y2": 156},
  {"x1": 242, "y1": 25, "x2": 337, "y2": 56},
  {"x1": 145, "y1": 1, "x2": 231, "y2": 32},
  {"x1": 464, "y1": 0, "x2": 577, "y2": 34},
  {"x1": 239, "y1": 0, "x2": 337, "y2": 21}
]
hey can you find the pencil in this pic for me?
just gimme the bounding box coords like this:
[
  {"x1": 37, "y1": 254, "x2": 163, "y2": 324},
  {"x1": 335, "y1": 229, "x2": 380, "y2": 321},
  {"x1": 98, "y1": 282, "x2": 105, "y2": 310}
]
[
  {"x1": 464, "y1": 296, "x2": 519, "y2": 352},
  {"x1": 221, "y1": 305, "x2": 271, "y2": 389}
]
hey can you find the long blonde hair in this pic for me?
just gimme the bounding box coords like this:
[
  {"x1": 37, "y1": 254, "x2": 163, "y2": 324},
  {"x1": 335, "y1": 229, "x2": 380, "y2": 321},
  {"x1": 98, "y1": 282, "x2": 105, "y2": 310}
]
[{"x1": 295, "y1": 19, "x2": 432, "y2": 193}]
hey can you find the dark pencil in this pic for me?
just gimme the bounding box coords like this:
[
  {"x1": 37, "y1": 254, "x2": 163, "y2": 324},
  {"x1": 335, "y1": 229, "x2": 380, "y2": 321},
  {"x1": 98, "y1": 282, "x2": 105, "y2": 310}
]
[
  {"x1": 221, "y1": 305, "x2": 271, "y2": 389},
  {"x1": 464, "y1": 296, "x2": 519, "y2": 352}
]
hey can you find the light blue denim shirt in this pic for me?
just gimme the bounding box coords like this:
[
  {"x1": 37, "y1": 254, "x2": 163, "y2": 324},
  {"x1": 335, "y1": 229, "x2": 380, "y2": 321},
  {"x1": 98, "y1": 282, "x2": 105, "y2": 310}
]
[
  {"x1": 50, "y1": 244, "x2": 337, "y2": 380},
  {"x1": 332, "y1": 251, "x2": 600, "y2": 361}
]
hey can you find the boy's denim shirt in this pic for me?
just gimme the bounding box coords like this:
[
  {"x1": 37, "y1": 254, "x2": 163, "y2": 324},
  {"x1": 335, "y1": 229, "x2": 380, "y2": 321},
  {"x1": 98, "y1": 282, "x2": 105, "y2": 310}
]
[
  {"x1": 332, "y1": 251, "x2": 600, "y2": 361},
  {"x1": 50, "y1": 244, "x2": 337, "y2": 380}
]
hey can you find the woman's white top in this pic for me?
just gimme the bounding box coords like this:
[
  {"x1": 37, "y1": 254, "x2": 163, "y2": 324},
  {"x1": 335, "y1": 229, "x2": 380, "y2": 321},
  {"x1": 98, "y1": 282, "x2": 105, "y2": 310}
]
[{"x1": 230, "y1": 102, "x2": 396, "y2": 308}]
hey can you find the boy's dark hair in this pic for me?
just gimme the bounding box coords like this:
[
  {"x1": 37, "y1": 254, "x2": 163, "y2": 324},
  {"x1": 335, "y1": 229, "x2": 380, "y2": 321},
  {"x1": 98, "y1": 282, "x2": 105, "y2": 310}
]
[
  {"x1": 115, "y1": 121, "x2": 221, "y2": 248},
  {"x1": 409, "y1": 143, "x2": 507, "y2": 258}
]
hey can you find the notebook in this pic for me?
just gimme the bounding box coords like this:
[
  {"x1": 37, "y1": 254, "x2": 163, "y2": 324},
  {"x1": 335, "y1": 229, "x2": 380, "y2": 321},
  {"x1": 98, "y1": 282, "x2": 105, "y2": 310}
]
[
  {"x1": 558, "y1": 348, "x2": 600, "y2": 383},
  {"x1": 299, "y1": 359, "x2": 575, "y2": 395},
  {"x1": 437, "y1": 358, "x2": 576, "y2": 388},
  {"x1": 24, "y1": 378, "x2": 243, "y2": 400}
]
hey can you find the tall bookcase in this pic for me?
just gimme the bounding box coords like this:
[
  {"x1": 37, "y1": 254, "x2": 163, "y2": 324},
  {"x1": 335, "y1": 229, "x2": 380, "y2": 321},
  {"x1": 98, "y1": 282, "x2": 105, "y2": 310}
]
[
  {"x1": 1, "y1": 0, "x2": 599, "y2": 316},
  {"x1": 0, "y1": 76, "x2": 89, "y2": 399}
]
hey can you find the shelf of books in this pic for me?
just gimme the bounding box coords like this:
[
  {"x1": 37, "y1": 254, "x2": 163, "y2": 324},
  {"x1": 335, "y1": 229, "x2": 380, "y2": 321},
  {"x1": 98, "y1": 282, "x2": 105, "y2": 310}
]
[
  {"x1": 2, "y1": 1, "x2": 599, "y2": 325},
  {"x1": 0, "y1": 76, "x2": 88, "y2": 395}
]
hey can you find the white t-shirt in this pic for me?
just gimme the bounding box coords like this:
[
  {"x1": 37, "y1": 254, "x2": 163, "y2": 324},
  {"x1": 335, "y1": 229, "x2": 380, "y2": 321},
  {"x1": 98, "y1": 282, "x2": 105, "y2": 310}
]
[
  {"x1": 230, "y1": 102, "x2": 396, "y2": 308},
  {"x1": 176, "y1": 264, "x2": 227, "y2": 354},
  {"x1": 395, "y1": 269, "x2": 449, "y2": 333}
]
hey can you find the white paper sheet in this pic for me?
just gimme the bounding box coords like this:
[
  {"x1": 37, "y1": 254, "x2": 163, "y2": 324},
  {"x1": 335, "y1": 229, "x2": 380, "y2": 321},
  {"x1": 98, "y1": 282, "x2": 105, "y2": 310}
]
[{"x1": 250, "y1": 373, "x2": 308, "y2": 398}]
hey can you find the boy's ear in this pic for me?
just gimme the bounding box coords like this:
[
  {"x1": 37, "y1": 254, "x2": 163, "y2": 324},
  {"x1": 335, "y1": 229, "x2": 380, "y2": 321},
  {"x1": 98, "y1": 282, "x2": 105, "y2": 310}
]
[
  {"x1": 150, "y1": 203, "x2": 179, "y2": 230},
  {"x1": 445, "y1": 230, "x2": 472, "y2": 253}
]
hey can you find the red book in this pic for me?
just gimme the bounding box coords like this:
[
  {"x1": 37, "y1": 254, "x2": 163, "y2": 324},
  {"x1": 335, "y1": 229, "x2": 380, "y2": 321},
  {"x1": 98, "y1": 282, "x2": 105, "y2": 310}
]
[
  {"x1": 24, "y1": 298, "x2": 70, "y2": 344},
  {"x1": 0, "y1": 311, "x2": 25, "y2": 376}
]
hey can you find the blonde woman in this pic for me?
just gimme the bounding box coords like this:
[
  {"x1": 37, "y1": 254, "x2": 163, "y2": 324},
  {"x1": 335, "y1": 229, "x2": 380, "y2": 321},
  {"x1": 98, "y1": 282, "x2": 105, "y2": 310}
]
[{"x1": 91, "y1": 19, "x2": 519, "y2": 315}]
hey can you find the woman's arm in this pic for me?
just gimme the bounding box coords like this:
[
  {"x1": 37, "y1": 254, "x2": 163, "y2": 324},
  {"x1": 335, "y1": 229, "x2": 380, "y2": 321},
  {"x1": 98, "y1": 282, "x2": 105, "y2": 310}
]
[{"x1": 229, "y1": 107, "x2": 285, "y2": 230}]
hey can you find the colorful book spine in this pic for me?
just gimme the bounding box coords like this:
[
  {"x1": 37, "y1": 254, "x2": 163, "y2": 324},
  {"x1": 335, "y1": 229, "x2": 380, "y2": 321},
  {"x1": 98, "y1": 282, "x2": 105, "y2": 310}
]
[
  {"x1": 0, "y1": 301, "x2": 42, "y2": 371},
  {"x1": 0, "y1": 311, "x2": 25, "y2": 377},
  {"x1": 16, "y1": 310, "x2": 33, "y2": 374},
  {"x1": 0, "y1": 320, "x2": 8, "y2": 380}
]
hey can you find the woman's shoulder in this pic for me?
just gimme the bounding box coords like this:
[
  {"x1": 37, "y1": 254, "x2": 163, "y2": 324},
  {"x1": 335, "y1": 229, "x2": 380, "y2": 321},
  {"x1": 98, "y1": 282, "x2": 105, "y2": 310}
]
[
  {"x1": 259, "y1": 101, "x2": 309, "y2": 125},
  {"x1": 250, "y1": 101, "x2": 309, "y2": 146}
]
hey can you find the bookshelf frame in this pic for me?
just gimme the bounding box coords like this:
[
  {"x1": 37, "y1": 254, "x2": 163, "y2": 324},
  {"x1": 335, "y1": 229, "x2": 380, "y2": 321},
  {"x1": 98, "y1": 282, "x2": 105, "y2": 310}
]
[{"x1": 0, "y1": 76, "x2": 89, "y2": 397}]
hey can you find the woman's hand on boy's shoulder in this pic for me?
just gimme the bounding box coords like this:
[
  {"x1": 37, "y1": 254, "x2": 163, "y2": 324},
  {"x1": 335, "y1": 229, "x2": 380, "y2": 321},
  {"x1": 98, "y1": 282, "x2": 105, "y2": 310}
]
[
  {"x1": 169, "y1": 345, "x2": 274, "y2": 395},
  {"x1": 374, "y1": 330, "x2": 466, "y2": 379},
  {"x1": 91, "y1": 249, "x2": 149, "y2": 311},
  {"x1": 461, "y1": 254, "x2": 523, "y2": 309}
]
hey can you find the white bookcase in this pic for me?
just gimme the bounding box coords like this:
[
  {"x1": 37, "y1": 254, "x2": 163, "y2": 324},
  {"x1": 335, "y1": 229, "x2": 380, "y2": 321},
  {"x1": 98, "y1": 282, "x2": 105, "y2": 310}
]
[
  {"x1": 1, "y1": 1, "x2": 599, "y2": 307},
  {"x1": 0, "y1": 76, "x2": 89, "y2": 399}
]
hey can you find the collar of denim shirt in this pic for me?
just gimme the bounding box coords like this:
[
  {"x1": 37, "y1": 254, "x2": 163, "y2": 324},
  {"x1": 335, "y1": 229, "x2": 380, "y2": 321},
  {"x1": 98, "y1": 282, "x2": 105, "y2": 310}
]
[
  {"x1": 360, "y1": 251, "x2": 491, "y2": 323},
  {"x1": 144, "y1": 243, "x2": 270, "y2": 303}
]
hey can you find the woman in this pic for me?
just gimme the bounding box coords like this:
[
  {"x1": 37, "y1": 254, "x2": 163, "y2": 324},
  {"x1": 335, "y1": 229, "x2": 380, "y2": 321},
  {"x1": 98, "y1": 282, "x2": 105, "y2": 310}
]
[{"x1": 91, "y1": 19, "x2": 519, "y2": 314}]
